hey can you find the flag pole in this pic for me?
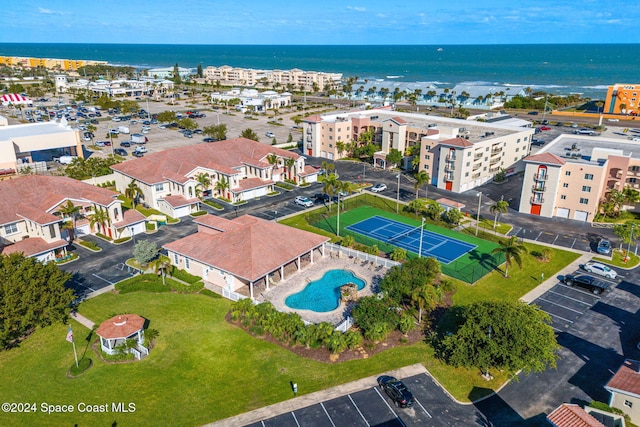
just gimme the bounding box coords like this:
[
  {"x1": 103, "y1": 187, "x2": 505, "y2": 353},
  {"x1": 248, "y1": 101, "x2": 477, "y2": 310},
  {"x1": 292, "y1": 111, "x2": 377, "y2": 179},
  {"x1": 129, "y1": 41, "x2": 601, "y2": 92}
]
[
  {"x1": 67, "y1": 325, "x2": 78, "y2": 368},
  {"x1": 72, "y1": 340, "x2": 79, "y2": 368}
]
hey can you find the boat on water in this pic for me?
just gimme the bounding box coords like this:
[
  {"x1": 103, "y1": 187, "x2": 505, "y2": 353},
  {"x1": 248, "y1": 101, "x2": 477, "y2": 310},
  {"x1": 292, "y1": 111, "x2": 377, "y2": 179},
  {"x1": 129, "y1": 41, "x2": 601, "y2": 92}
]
[
  {"x1": 437, "y1": 47, "x2": 443, "y2": 52},
  {"x1": 386, "y1": 75, "x2": 403, "y2": 79}
]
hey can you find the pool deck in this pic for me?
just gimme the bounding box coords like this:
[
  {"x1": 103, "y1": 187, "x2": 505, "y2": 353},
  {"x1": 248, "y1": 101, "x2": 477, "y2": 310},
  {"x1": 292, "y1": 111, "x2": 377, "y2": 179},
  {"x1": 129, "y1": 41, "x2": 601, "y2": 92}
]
[{"x1": 257, "y1": 254, "x2": 389, "y2": 325}]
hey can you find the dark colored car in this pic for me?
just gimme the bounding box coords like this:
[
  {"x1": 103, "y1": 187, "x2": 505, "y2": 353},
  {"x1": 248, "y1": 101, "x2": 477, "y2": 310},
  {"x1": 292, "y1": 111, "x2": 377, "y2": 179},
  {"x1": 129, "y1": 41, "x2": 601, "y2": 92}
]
[
  {"x1": 203, "y1": 137, "x2": 215, "y2": 142},
  {"x1": 314, "y1": 193, "x2": 330, "y2": 202},
  {"x1": 596, "y1": 239, "x2": 611, "y2": 255},
  {"x1": 114, "y1": 148, "x2": 127, "y2": 156},
  {"x1": 132, "y1": 151, "x2": 144, "y2": 158},
  {"x1": 378, "y1": 376, "x2": 415, "y2": 408},
  {"x1": 562, "y1": 274, "x2": 610, "y2": 295},
  {"x1": 120, "y1": 141, "x2": 131, "y2": 147}
]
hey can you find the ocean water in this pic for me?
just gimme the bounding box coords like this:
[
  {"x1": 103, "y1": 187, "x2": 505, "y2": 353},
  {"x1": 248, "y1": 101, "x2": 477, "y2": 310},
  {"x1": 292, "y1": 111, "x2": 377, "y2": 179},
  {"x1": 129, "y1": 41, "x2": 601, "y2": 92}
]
[{"x1": 1, "y1": 43, "x2": 638, "y2": 98}]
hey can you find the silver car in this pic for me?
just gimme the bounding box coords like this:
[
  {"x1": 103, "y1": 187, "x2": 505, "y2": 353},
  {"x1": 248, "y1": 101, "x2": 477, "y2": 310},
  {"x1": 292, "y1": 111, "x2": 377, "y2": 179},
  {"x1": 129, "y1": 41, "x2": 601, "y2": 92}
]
[{"x1": 583, "y1": 262, "x2": 617, "y2": 279}]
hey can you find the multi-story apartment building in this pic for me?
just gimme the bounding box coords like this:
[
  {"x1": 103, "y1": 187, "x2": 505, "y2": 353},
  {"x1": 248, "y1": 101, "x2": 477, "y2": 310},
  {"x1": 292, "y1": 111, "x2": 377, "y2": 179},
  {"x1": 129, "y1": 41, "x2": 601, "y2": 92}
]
[
  {"x1": 604, "y1": 83, "x2": 640, "y2": 115},
  {"x1": 111, "y1": 138, "x2": 319, "y2": 218},
  {"x1": 519, "y1": 134, "x2": 640, "y2": 222},
  {"x1": 303, "y1": 108, "x2": 534, "y2": 193},
  {"x1": 210, "y1": 88, "x2": 291, "y2": 112},
  {"x1": 0, "y1": 175, "x2": 144, "y2": 262},
  {"x1": 203, "y1": 66, "x2": 342, "y2": 92},
  {"x1": 0, "y1": 56, "x2": 106, "y2": 71}
]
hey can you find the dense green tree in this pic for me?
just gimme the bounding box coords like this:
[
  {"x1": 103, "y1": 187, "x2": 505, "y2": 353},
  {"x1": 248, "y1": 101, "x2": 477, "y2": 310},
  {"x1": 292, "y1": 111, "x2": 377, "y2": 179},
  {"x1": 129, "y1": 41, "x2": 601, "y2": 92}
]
[
  {"x1": 351, "y1": 296, "x2": 398, "y2": 341},
  {"x1": 63, "y1": 156, "x2": 121, "y2": 181},
  {"x1": 385, "y1": 148, "x2": 403, "y2": 168},
  {"x1": 439, "y1": 301, "x2": 559, "y2": 377},
  {"x1": 203, "y1": 124, "x2": 227, "y2": 141},
  {"x1": 172, "y1": 63, "x2": 182, "y2": 84},
  {"x1": 491, "y1": 236, "x2": 528, "y2": 278},
  {"x1": 133, "y1": 240, "x2": 159, "y2": 267},
  {"x1": 88, "y1": 206, "x2": 111, "y2": 235},
  {"x1": 177, "y1": 118, "x2": 197, "y2": 131},
  {"x1": 0, "y1": 253, "x2": 74, "y2": 349},
  {"x1": 156, "y1": 111, "x2": 177, "y2": 124},
  {"x1": 442, "y1": 209, "x2": 463, "y2": 225},
  {"x1": 240, "y1": 128, "x2": 259, "y2": 141},
  {"x1": 379, "y1": 257, "x2": 442, "y2": 308},
  {"x1": 196, "y1": 64, "x2": 203, "y2": 78}
]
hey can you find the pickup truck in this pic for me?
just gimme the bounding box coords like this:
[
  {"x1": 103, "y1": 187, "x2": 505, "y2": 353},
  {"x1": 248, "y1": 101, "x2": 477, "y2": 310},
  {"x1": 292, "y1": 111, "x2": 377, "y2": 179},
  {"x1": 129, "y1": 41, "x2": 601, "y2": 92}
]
[{"x1": 562, "y1": 274, "x2": 610, "y2": 295}]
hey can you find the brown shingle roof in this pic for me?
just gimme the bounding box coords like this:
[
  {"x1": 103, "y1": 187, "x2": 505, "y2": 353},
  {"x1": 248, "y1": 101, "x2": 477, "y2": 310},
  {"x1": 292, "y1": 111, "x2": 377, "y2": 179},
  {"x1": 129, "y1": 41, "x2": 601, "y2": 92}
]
[
  {"x1": 163, "y1": 215, "x2": 329, "y2": 282},
  {"x1": 111, "y1": 138, "x2": 299, "y2": 185},
  {"x1": 524, "y1": 152, "x2": 566, "y2": 166},
  {"x1": 1, "y1": 237, "x2": 68, "y2": 257},
  {"x1": 547, "y1": 404, "x2": 605, "y2": 427},
  {"x1": 96, "y1": 314, "x2": 145, "y2": 339},
  {"x1": 440, "y1": 137, "x2": 474, "y2": 148},
  {"x1": 606, "y1": 359, "x2": 640, "y2": 396},
  {"x1": 0, "y1": 175, "x2": 119, "y2": 226}
]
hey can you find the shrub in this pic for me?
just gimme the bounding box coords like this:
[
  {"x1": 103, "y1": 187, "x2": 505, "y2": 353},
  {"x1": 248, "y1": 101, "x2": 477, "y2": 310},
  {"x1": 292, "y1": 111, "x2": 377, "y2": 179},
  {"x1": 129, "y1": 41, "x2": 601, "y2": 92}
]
[
  {"x1": 170, "y1": 268, "x2": 202, "y2": 284},
  {"x1": 146, "y1": 222, "x2": 156, "y2": 231},
  {"x1": 78, "y1": 240, "x2": 100, "y2": 250},
  {"x1": 113, "y1": 237, "x2": 131, "y2": 244},
  {"x1": 341, "y1": 235, "x2": 355, "y2": 248},
  {"x1": 96, "y1": 232, "x2": 112, "y2": 241},
  {"x1": 191, "y1": 210, "x2": 207, "y2": 216},
  {"x1": 389, "y1": 248, "x2": 407, "y2": 261},
  {"x1": 203, "y1": 199, "x2": 223, "y2": 209},
  {"x1": 199, "y1": 289, "x2": 222, "y2": 298}
]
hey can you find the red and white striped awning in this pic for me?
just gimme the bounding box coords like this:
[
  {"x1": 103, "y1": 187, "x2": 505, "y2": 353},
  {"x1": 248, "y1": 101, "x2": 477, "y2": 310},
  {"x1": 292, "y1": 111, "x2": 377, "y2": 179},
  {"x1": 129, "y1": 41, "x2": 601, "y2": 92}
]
[{"x1": 1, "y1": 93, "x2": 32, "y2": 105}]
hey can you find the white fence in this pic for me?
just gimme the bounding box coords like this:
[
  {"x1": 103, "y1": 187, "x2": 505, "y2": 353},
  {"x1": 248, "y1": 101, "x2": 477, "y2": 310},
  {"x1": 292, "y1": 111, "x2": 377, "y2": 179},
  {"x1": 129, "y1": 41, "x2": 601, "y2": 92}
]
[
  {"x1": 324, "y1": 242, "x2": 401, "y2": 269},
  {"x1": 222, "y1": 287, "x2": 248, "y2": 301},
  {"x1": 335, "y1": 316, "x2": 353, "y2": 333}
]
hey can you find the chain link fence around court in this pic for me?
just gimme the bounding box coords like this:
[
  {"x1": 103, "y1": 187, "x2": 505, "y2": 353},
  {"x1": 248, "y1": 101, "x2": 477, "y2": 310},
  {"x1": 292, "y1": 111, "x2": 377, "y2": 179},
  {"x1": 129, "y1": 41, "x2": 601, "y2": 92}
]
[{"x1": 306, "y1": 195, "x2": 504, "y2": 284}]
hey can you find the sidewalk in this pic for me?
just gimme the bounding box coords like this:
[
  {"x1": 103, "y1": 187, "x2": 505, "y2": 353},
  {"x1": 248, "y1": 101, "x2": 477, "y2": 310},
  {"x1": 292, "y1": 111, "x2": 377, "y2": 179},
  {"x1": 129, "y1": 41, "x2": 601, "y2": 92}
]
[
  {"x1": 204, "y1": 364, "x2": 427, "y2": 427},
  {"x1": 70, "y1": 311, "x2": 95, "y2": 330}
]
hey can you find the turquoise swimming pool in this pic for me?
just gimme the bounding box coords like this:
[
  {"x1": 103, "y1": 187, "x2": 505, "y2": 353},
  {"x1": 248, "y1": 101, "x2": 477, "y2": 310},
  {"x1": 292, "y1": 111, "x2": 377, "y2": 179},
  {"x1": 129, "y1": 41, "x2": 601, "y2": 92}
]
[{"x1": 285, "y1": 269, "x2": 366, "y2": 313}]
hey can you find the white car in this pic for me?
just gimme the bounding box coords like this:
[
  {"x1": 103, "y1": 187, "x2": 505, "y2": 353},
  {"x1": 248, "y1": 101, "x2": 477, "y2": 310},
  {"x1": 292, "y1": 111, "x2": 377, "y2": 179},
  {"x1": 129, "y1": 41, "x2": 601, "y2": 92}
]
[
  {"x1": 583, "y1": 262, "x2": 617, "y2": 279},
  {"x1": 134, "y1": 146, "x2": 148, "y2": 154},
  {"x1": 370, "y1": 183, "x2": 387, "y2": 193},
  {"x1": 265, "y1": 132, "x2": 275, "y2": 138},
  {"x1": 294, "y1": 196, "x2": 313, "y2": 208}
]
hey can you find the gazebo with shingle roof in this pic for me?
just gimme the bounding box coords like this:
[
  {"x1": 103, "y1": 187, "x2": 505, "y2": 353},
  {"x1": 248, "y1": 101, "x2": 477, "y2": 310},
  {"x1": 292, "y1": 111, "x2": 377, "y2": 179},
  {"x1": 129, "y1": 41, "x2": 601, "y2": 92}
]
[{"x1": 96, "y1": 314, "x2": 147, "y2": 359}]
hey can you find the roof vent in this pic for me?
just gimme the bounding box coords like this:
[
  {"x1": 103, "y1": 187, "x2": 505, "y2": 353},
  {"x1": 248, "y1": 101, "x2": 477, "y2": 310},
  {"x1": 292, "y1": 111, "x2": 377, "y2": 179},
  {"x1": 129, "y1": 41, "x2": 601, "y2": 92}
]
[{"x1": 113, "y1": 316, "x2": 127, "y2": 326}]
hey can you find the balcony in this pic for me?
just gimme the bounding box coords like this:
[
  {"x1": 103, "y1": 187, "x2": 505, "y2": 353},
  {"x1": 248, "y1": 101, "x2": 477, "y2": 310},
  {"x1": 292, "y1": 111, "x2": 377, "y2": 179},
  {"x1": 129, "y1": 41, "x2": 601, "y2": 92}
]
[
  {"x1": 445, "y1": 155, "x2": 456, "y2": 163},
  {"x1": 530, "y1": 196, "x2": 544, "y2": 204},
  {"x1": 533, "y1": 173, "x2": 548, "y2": 181},
  {"x1": 472, "y1": 172, "x2": 481, "y2": 179},
  {"x1": 444, "y1": 165, "x2": 455, "y2": 173},
  {"x1": 491, "y1": 147, "x2": 502, "y2": 155},
  {"x1": 306, "y1": 143, "x2": 312, "y2": 149},
  {"x1": 531, "y1": 184, "x2": 546, "y2": 192},
  {"x1": 474, "y1": 152, "x2": 483, "y2": 159},
  {"x1": 489, "y1": 157, "x2": 501, "y2": 165}
]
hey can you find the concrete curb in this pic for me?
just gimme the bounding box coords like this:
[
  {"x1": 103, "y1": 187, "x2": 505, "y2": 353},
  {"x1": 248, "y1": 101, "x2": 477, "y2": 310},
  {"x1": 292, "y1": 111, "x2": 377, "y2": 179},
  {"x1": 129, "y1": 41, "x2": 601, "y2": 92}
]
[{"x1": 204, "y1": 364, "x2": 427, "y2": 427}]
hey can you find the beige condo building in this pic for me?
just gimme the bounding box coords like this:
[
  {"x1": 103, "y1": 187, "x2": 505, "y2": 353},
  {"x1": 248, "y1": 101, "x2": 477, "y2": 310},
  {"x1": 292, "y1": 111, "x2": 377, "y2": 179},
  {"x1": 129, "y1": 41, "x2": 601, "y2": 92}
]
[
  {"x1": 203, "y1": 66, "x2": 342, "y2": 92},
  {"x1": 303, "y1": 108, "x2": 534, "y2": 193},
  {"x1": 519, "y1": 134, "x2": 640, "y2": 222}
]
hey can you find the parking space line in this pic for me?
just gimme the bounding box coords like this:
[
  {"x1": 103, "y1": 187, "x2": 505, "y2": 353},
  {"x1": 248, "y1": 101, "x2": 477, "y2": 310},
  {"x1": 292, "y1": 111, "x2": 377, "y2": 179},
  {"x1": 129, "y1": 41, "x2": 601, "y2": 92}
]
[
  {"x1": 91, "y1": 273, "x2": 114, "y2": 285},
  {"x1": 571, "y1": 238, "x2": 576, "y2": 248},
  {"x1": 544, "y1": 311, "x2": 574, "y2": 325},
  {"x1": 261, "y1": 421, "x2": 266, "y2": 427},
  {"x1": 536, "y1": 231, "x2": 543, "y2": 241},
  {"x1": 547, "y1": 290, "x2": 595, "y2": 306},
  {"x1": 290, "y1": 411, "x2": 301, "y2": 427},
  {"x1": 320, "y1": 403, "x2": 336, "y2": 427},
  {"x1": 538, "y1": 297, "x2": 584, "y2": 314},
  {"x1": 373, "y1": 387, "x2": 406, "y2": 427},
  {"x1": 552, "y1": 235, "x2": 559, "y2": 245},
  {"x1": 414, "y1": 398, "x2": 432, "y2": 418},
  {"x1": 348, "y1": 395, "x2": 371, "y2": 427}
]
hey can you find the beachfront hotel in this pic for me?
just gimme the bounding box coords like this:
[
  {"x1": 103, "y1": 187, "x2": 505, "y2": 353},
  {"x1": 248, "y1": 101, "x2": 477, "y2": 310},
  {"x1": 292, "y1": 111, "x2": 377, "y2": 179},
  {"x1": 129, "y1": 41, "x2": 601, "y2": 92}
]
[
  {"x1": 604, "y1": 83, "x2": 640, "y2": 116},
  {"x1": 210, "y1": 88, "x2": 291, "y2": 112},
  {"x1": 0, "y1": 55, "x2": 106, "y2": 71},
  {"x1": 303, "y1": 107, "x2": 534, "y2": 193},
  {"x1": 203, "y1": 65, "x2": 342, "y2": 92},
  {"x1": 518, "y1": 134, "x2": 640, "y2": 222}
]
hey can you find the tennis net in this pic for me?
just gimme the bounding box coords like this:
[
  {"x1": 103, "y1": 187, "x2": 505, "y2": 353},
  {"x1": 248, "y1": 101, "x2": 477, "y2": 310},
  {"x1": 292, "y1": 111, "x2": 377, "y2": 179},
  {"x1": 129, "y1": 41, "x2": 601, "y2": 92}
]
[{"x1": 387, "y1": 225, "x2": 423, "y2": 244}]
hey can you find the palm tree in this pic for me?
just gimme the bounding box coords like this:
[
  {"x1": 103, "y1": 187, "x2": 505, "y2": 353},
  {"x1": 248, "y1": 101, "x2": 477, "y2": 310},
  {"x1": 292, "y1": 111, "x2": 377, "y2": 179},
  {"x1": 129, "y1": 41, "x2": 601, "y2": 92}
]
[
  {"x1": 411, "y1": 285, "x2": 437, "y2": 324},
  {"x1": 58, "y1": 200, "x2": 80, "y2": 242},
  {"x1": 215, "y1": 177, "x2": 230, "y2": 199},
  {"x1": 323, "y1": 174, "x2": 338, "y2": 212},
  {"x1": 153, "y1": 255, "x2": 172, "y2": 285},
  {"x1": 283, "y1": 157, "x2": 296, "y2": 181},
  {"x1": 413, "y1": 171, "x2": 430, "y2": 199},
  {"x1": 491, "y1": 236, "x2": 528, "y2": 278},
  {"x1": 195, "y1": 173, "x2": 211, "y2": 199},
  {"x1": 125, "y1": 180, "x2": 143, "y2": 208},
  {"x1": 88, "y1": 206, "x2": 111, "y2": 236},
  {"x1": 490, "y1": 200, "x2": 509, "y2": 232},
  {"x1": 321, "y1": 160, "x2": 335, "y2": 176}
]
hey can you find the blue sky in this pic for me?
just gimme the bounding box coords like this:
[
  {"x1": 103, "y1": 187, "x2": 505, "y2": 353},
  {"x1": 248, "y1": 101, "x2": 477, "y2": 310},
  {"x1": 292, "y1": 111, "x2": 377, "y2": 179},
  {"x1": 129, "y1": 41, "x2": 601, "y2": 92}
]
[{"x1": 2, "y1": 0, "x2": 639, "y2": 45}]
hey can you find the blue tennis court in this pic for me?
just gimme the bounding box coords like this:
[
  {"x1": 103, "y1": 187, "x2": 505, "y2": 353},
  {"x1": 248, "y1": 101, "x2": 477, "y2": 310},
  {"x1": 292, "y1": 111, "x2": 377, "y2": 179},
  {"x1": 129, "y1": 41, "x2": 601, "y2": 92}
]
[{"x1": 345, "y1": 215, "x2": 477, "y2": 264}]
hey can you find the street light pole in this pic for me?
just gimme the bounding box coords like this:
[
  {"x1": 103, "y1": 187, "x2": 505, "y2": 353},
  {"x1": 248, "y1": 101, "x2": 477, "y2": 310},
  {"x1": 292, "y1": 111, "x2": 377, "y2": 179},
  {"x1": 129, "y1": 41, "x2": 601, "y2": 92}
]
[
  {"x1": 396, "y1": 174, "x2": 401, "y2": 213},
  {"x1": 627, "y1": 224, "x2": 635, "y2": 262},
  {"x1": 337, "y1": 193, "x2": 341, "y2": 237},
  {"x1": 475, "y1": 191, "x2": 482, "y2": 236},
  {"x1": 418, "y1": 217, "x2": 425, "y2": 258}
]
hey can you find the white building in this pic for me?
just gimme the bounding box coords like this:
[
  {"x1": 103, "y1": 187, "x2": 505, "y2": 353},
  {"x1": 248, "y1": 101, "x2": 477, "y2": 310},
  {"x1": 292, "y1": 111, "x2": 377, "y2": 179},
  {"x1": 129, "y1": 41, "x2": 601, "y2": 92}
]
[{"x1": 210, "y1": 88, "x2": 291, "y2": 112}]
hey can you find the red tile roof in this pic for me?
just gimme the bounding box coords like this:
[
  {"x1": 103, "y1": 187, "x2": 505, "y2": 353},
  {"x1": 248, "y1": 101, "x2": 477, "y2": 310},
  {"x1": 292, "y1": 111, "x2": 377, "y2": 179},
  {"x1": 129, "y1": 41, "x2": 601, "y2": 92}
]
[
  {"x1": 390, "y1": 116, "x2": 407, "y2": 124},
  {"x1": 303, "y1": 114, "x2": 323, "y2": 123},
  {"x1": 1, "y1": 237, "x2": 68, "y2": 257},
  {"x1": 194, "y1": 215, "x2": 238, "y2": 232},
  {"x1": 524, "y1": 152, "x2": 566, "y2": 166},
  {"x1": 547, "y1": 404, "x2": 605, "y2": 427},
  {"x1": 440, "y1": 137, "x2": 474, "y2": 148},
  {"x1": 606, "y1": 359, "x2": 640, "y2": 396},
  {"x1": 113, "y1": 209, "x2": 147, "y2": 227},
  {"x1": 233, "y1": 177, "x2": 273, "y2": 192},
  {"x1": 300, "y1": 165, "x2": 319, "y2": 177},
  {"x1": 111, "y1": 138, "x2": 299, "y2": 185},
  {"x1": 436, "y1": 198, "x2": 466, "y2": 209},
  {"x1": 0, "y1": 175, "x2": 119, "y2": 226},
  {"x1": 161, "y1": 195, "x2": 199, "y2": 208},
  {"x1": 96, "y1": 314, "x2": 145, "y2": 339},
  {"x1": 163, "y1": 215, "x2": 329, "y2": 282}
]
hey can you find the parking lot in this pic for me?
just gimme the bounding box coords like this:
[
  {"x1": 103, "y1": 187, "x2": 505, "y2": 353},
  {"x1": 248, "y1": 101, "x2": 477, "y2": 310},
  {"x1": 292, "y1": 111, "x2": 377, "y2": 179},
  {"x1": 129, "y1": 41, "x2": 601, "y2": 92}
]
[
  {"x1": 508, "y1": 227, "x2": 593, "y2": 253},
  {"x1": 242, "y1": 373, "x2": 478, "y2": 427},
  {"x1": 532, "y1": 269, "x2": 620, "y2": 331}
]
